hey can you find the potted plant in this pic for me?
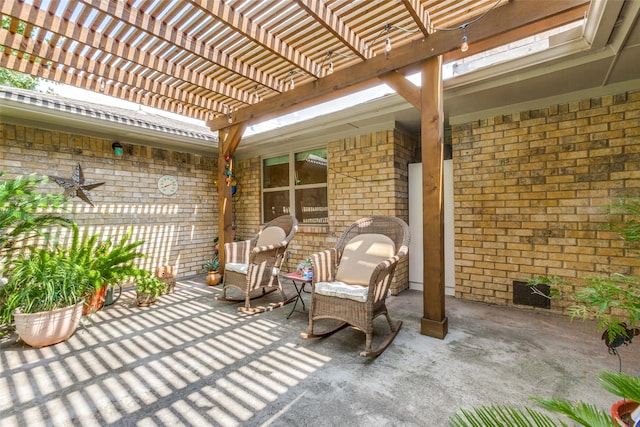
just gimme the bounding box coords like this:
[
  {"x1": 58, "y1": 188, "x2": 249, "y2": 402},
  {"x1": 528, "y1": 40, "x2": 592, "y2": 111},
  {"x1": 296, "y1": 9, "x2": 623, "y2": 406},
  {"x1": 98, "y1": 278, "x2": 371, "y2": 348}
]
[
  {"x1": 450, "y1": 370, "x2": 640, "y2": 426},
  {"x1": 135, "y1": 272, "x2": 167, "y2": 306},
  {"x1": 203, "y1": 256, "x2": 222, "y2": 286},
  {"x1": 64, "y1": 224, "x2": 145, "y2": 314},
  {"x1": 0, "y1": 245, "x2": 91, "y2": 347},
  {"x1": 525, "y1": 197, "x2": 640, "y2": 423}
]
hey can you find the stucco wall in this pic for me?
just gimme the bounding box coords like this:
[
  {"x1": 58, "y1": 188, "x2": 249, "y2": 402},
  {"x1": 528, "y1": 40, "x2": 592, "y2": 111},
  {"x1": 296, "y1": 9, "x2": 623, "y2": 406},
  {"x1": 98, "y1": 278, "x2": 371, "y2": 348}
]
[{"x1": 452, "y1": 89, "x2": 640, "y2": 313}]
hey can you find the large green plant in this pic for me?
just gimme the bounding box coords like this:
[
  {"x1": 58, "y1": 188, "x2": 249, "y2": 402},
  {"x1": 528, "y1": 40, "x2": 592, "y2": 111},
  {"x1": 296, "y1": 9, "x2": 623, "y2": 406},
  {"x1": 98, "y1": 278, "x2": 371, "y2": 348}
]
[
  {"x1": 0, "y1": 172, "x2": 71, "y2": 269},
  {"x1": 449, "y1": 371, "x2": 640, "y2": 427},
  {"x1": 65, "y1": 223, "x2": 146, "y2": 292},
  {"x1": 0, "y1": 246, "x2": 90, "y2": 325},
  {"x1": 528, "y1": 198, "x2": 640, "y2": 350}
]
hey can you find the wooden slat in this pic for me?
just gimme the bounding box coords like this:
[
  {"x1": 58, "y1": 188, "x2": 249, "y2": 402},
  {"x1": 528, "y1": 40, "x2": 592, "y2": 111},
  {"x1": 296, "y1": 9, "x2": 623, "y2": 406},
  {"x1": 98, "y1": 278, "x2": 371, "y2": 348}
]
[
  {"x1": 295, "y1": 0, "x2": 369, "y2": 59},
  {"x1": 0, "y1": 0, "x2": 590, "y2": 127},
  {"x1": 207, "y1": 0, "x2": 588, "y2": 130},
  {"x1": 401, "y1": 0, "x2": 433, "y2": 37},
  {"x1": 78, "y1": 0, "x2": 283, "y2": 94}
]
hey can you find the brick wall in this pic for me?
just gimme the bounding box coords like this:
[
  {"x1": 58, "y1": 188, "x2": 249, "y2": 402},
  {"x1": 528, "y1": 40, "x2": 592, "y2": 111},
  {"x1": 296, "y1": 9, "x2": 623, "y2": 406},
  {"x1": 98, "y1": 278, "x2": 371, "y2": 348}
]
[
  {"x1": 1, "y1": 124, "x2": 218, "y2": 277},
  {"x1": 234, "y1": 126, "x2": 419, "y2": 294},
  {"x1": 1, "y1": 121, "x2": 419, "y2": 293},
  {"x1": 452, "y1": 90, "x2": 640, "y2": 312}
]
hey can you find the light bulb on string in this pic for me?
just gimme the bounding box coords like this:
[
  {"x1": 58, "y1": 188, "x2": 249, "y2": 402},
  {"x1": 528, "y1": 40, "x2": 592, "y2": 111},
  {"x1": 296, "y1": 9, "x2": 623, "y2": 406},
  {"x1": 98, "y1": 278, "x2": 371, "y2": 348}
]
[
  {"x1": 289, "y1": 72, "x2": 295, "y2": 90},
  {"x1": 385, "y1": 36, "x2": 392, "y2": 53},
  {"x1": 460, "y1": 25, "x2": 469, "y2": 52},
  {"x1": 461, "y1": 35, "x2": 469, "y2": 52},
  {"x1": 328, "y1": 58, "x2": 334, "y2": 75}
]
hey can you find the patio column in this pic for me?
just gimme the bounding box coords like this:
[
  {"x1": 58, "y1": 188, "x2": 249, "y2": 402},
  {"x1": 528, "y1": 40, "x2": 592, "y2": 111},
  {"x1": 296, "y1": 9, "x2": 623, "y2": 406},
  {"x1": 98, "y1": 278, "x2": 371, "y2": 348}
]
[
  {"x1": 217, "y1": 124, "x2": 246, "y2": 271},
  {"x1": 420, "y1": 56, "x2": 448, "y2": 339}
]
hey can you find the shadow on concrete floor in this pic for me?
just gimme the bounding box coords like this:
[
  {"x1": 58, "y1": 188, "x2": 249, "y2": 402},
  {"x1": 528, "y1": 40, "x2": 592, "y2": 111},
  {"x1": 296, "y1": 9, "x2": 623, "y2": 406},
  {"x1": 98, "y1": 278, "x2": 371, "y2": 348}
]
[{"x1": 1, "y1": 276, "x2": 638, "y2": 426}]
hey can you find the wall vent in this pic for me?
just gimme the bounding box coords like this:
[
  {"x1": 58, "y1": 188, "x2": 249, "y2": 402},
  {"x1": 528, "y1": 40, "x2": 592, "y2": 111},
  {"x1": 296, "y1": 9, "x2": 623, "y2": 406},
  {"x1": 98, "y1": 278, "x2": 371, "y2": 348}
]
[{"x1": 513, "y1": 280, "x2": 550, "y2": 309}]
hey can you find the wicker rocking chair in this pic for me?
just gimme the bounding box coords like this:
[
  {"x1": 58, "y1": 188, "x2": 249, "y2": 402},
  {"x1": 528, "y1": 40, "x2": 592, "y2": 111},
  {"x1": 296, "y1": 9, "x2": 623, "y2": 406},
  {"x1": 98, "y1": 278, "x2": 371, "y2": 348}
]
[
  {"x1": 300, "y1": 216, "x2": 410, "y2": 357},
  {"x1": 217, "y1": 215, "x2": 298, "y2": 313}
]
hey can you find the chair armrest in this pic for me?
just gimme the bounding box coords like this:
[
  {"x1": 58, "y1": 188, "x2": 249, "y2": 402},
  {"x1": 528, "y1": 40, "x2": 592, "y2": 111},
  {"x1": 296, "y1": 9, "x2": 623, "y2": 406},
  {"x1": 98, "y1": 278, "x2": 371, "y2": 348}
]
[
  {"x1": 224, "y1": 240, "x2": 253, "y2": 264},
  {"x1": 367, "y1": 255, "x2": 402, "y2": 303},
  {"x1": 250, "y1": 243, "x2": 288, "y2": 266},
  {"x1": 310, "y1": 248, "x2": 338, "y2": 284}
]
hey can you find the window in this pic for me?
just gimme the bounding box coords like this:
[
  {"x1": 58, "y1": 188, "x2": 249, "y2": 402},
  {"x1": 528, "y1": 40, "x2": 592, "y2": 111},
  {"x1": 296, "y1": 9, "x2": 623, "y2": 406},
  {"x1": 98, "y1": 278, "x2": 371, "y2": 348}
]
[{"x1": 262, "y1": 149, "x2": 328, "y2": 224}]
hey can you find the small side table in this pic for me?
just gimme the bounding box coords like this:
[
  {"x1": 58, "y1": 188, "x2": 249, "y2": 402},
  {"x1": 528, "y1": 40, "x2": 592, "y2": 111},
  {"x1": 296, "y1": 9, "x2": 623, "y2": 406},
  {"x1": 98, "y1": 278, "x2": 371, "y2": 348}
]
[{"x1": 281, "y1": 272, "x2": 312, "y2": 319}]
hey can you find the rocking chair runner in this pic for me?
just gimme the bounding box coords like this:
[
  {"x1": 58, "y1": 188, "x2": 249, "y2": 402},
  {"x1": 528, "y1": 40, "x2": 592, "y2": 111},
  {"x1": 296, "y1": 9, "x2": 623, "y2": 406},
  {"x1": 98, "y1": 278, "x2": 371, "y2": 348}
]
[
  {"x1": 300, "y1": 216, "x2": 410, "y2": 357},
  {"x1": 217, "y1": 215, "x2": 298, "y2": 312}
]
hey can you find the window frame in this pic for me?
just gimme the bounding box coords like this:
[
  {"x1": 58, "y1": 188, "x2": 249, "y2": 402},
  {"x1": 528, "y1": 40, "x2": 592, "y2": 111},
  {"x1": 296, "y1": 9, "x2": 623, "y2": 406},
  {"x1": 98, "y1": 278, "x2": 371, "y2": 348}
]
[{"x1": 261, "y1": 148, "x2": 328, "y2": 225}]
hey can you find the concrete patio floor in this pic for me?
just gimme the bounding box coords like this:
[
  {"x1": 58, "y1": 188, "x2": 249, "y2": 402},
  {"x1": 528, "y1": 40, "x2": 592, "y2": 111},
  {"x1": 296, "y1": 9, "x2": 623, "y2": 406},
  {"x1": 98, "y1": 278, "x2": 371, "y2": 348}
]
[{"x1": 1, "y1": 277, "x2": 638, "y2": 427}]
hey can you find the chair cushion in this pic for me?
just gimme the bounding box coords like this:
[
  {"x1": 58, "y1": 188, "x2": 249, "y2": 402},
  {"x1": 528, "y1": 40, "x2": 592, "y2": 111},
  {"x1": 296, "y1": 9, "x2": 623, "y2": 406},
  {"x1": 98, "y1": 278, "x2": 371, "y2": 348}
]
[
  {"x1": 335, "y1": 234, "x2": 395, "y2": 286},
  {"x1": 315, "y1": 281, "x2": 368, "y2": 302},
  {"x1": 225, "y1": 263, "x2": 248, "y2": 274},
  {"x1": 225, "y1": 263, "x2": 279, "y2": 276},
  {"x1": 256, "y1": 226, "x2": 286, "y2": 247}
]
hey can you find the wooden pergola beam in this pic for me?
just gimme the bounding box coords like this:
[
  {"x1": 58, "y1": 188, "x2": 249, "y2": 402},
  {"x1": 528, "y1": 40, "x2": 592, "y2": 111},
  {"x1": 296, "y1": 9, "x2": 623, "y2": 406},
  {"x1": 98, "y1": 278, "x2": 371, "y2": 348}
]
[
  {"x1": 207, "y1": 0, "x2": 588, "y2": 131},
  {"x1": 216, "y1": 123, "x2": 247, "y2": 271}
]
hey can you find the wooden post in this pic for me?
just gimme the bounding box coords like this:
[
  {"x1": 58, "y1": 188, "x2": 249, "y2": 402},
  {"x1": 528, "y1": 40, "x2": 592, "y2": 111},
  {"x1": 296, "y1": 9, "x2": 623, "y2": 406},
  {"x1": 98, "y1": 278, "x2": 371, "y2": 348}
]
[
  {"x1": 216, "y1": 123, "x2": 246, "y2": 272},
  {"x1": 420, "y1": 56, "x2": 448, "y2": 339}
]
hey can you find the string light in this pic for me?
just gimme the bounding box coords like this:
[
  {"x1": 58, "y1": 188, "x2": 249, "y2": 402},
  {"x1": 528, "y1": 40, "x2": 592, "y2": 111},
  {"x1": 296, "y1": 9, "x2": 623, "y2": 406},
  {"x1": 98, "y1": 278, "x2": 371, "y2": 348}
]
[
  {"x1": 385, "y1": 36, "x2": 392, "y2": 53},
  {"x1": 289, "y1": 71, "x2": 295, "y2": 90},
  {"x1": 427, "y1": 0, "x2": 502, "y2": 53},
  {"x1": 328, "y1": 54, "x2": 334, "y2": 75},
  {"x1": 226, "y1": 105, "x2": 233, "y2": 123},
  {"x1": 461, "y1": 26, "x2": 469, "y2": 52}
]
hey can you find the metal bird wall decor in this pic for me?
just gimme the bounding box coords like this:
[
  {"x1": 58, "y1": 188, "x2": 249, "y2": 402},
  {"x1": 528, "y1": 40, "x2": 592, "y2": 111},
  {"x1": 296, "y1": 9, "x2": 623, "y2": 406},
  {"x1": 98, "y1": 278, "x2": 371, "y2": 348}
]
[{"x1": 49, "y1": 163, "x2": 105, "y2": 207}]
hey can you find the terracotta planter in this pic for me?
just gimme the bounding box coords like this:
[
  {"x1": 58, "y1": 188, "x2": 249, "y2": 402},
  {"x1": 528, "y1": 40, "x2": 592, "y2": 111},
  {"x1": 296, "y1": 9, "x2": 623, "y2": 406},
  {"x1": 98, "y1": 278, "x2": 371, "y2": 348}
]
[
  {"x1": 611, "y1": 400, "x2": 639, "y2": 426},
  {"x1": 83, "y1": 286, "x2": 107, "y2": 315},
  {"x1": 206, "y1": 271, "x2": 222, "y2": 286},
  {"x1": 14, "y1": 300, "x2": 84, "y2": 348}
]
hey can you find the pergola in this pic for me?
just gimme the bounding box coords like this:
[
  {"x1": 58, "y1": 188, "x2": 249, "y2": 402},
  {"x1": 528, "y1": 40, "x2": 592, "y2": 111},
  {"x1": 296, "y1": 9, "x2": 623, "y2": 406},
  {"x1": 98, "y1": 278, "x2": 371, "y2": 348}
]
[{"x1": 1, "y1": 0, "x2": 589, "y2": 338}]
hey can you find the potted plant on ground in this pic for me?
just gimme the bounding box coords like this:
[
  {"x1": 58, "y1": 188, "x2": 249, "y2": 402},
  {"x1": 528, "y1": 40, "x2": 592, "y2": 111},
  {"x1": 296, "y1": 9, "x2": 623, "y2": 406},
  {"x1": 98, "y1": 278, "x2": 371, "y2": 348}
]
[
  {"x1": 65, "y1": 224, "x2": 145, "y2": 314},
  {"x1": 524, "y1": 197, "x2": 640, "y2": 424},
  {"x1": 0, "y1": 244, "x2": 91, "y2": 347},
  {"x1": 450, "y1": 370, "x2": 640, "y2": 426},
  {"x1": 203, "y1": 256, "x2": 222, "y2": 286},
  {"x1": 135, "y1": 272, "x2": 167, "y2": 306}
]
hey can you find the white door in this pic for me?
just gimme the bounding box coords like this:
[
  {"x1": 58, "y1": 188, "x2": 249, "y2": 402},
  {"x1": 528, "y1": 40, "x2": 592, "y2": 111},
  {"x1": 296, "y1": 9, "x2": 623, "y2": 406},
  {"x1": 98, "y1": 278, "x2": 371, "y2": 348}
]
[{"x1": 408, "y1": 161, "x2": 454, "y2": 296}]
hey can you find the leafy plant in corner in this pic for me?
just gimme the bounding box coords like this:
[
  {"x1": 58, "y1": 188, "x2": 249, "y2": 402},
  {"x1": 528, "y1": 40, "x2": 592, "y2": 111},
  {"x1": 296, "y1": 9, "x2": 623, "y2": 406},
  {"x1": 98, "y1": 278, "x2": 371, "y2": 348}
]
[
  {"x1": 0, "y1": 172, "x2": 71, "y2": 270},
  {"x1": 449, "y1": 371, "x2": 640, "y2": 427},
  {"x1": 202, "y1": 257, "x2": 220, "y2": 272},
  {"x1": 528, "y1": 197, "x2": 640, "y2": 355}
]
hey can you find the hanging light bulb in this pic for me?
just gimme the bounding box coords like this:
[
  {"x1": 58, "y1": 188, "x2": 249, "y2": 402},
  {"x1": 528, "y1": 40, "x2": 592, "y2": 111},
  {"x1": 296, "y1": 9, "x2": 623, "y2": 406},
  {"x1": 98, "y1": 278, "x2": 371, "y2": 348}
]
[
  {"x1": 460, "y1": 35, "x2": 469, "y2": 52},
  {"x1": 99, "y1": 79, "x2": 105, "y2": 92},
  {"x1": 289, "y1": 72, "x2": 295, "y2": 90},
  {"x1": 460, "y1": 25, "x2": 469, "y2": 52},
  {"x1": 226, "y1": 105, "x2": 233, "y2": 124},
  {"x1": 328, "y1": 57, "x2": 334, "y2": 75},
  {"x1": 385, "y1": 36, "x2": 392, "y2": 53}
]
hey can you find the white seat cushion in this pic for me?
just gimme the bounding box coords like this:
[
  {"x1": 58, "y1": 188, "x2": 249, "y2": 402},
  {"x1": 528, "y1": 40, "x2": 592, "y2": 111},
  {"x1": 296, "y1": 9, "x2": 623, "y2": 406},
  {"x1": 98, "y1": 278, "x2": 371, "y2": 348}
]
[
  {"x1": 335, "y1": 234, "x2": 395, "y2": 286},
  {"x1": 225, "y1": 263, "x2": 248, "y2": 274},
  {"x1": 256, "y1": 226, "x2": 286, "y2": 247},
  {"x1": 225, "y1": 263, "x2": 279, "y2": 276},
  {"x1": 315, "y1": 281, "x2": 368, "y2": 302}
]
